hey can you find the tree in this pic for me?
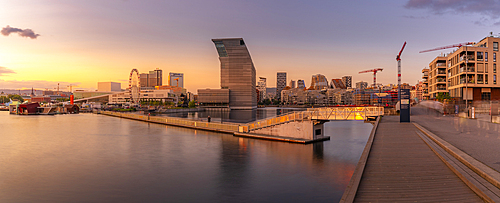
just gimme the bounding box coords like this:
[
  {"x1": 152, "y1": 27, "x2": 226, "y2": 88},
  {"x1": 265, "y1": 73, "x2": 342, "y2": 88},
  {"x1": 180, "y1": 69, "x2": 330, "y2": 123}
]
[
  {"x1": 436, "y1": 92, "x2": 451, "y2": 102},
  {"x1": 0, "y1": 96, "x2": 9, "y2": 103},
  {"x1": 8, "y1": 94, "x2": 23, "y2": 102},
  {"x1": 188, "y1": 100, "x2": 196, "y2": 108}
]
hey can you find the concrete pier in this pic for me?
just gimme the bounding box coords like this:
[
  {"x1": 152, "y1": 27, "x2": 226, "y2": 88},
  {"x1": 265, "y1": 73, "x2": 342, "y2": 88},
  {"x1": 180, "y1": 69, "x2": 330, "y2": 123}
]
[{"x1": 99, "y1": 111, "x2": 327, "y2": 144}]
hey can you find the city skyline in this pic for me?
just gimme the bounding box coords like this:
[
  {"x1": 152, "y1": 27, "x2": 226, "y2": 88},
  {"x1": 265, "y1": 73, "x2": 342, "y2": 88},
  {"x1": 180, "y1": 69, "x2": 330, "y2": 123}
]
[{"x1": 1, "y1": 0, "x2": 499, "y2": 92}]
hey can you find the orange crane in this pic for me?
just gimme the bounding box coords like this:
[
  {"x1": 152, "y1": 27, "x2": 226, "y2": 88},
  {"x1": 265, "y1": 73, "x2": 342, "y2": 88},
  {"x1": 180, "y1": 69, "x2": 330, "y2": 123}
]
[
  {"x1": 419, "y1": 42, "x2": 475, "y2": 53},
  {"x1": 359, "y1": 68, "x2": 383, "y2": 87},
  {"x1": 174, "y1": 78, "x2": 179, "y2": 87}
]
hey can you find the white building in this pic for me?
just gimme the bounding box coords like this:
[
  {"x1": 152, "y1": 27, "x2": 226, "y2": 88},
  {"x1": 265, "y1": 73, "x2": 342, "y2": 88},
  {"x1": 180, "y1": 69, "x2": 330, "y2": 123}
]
[
  {"x1": 98, "y1": 82, "x2": 121, "y2": 92},
  {"x1": 109, "y1": 89, "x2": 177, "y2": 104}
]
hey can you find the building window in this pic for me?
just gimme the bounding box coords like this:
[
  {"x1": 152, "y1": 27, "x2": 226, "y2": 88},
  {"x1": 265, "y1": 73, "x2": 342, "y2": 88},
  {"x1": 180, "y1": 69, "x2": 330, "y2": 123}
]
[
  {"x1": 495, "y1": 75, "x2": 497, "y2": 84},
  {"x1": 486, "y1": 63, "x2": 489, "y2": 73},
  {"x1": 477, "y1": 52, "x2": 484, "y2": 61},
  {"x1": 485, "y1": 52, "x2": 488, "y2": 61},
  {"x1": 477, "y1": 74, "x2": 484, "y2": 84},
  {"x1": 495, "y1": 64, "x2": 497, "y2": 73},
  {"x1": 486, "y1": 74, "x2": 489, "y2": 84},
  {"x1": 494, "y1": 42, "x2": 499, "y2": 51},
  {"x1": 482, "y1": 92, "x2": 491, "y2": 100},
  {"x1": 495, "y1": 53, "x2": 497, "y2": 62},
  {"x1": 214, "y1": 41, "x2": 228, "y2": 57}
]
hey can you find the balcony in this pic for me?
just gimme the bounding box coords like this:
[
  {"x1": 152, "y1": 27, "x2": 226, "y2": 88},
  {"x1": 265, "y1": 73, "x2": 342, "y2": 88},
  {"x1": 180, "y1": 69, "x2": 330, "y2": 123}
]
[
  {"x1": 436, "y1": 78, "x2": 446, "y2": 83},
  {"x1": 460, "y1": 78, "x2": 475, "y2": 84},
  {"x1": 436, "y1": 63, "x2": 446, "y2": 67},
  {"x1": 437, "y1": 70, "x2": 446, "y2": 74},
  {"x1": 460, "y1": 67, "x2": 475, "y2": 73},
  {"x1": 460, "y1": 55, "x2": 475, "y2": 61}
]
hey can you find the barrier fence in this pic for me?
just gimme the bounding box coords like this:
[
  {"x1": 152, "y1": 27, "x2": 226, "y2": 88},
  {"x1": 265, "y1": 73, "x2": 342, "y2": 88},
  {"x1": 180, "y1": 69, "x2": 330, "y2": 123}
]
[
  {"x1": 102, "y1": 106, "x2": 384, "y2": 133},
  {"x1": 247, "y1": 107, "x2": 384, "y2": 131},
  {"x1": 101, "y1": 111, "x2": 241, "y2": 132}
]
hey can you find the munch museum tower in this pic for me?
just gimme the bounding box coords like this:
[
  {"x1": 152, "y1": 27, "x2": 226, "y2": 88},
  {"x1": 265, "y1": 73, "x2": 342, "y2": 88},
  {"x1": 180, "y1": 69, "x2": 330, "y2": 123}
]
[{"x1": 212, "y1": 38, "x2": 257, "y2": 109}]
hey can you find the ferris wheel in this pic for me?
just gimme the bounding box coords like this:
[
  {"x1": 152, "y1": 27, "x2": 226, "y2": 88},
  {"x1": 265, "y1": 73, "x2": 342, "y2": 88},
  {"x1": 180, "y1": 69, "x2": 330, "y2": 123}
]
[{"x1": 129, "y1": 69, "x2": 140, "y2": 104}]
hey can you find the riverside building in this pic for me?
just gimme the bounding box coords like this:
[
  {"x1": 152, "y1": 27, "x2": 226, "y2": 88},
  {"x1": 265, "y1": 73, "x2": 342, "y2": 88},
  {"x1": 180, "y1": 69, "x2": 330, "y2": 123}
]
[
  {"x1": 425, "y1": 34, "x2": 500, "y2": 100},
  {"x1": 198, "y1": 38, "x2": 256, "y2": 109}
]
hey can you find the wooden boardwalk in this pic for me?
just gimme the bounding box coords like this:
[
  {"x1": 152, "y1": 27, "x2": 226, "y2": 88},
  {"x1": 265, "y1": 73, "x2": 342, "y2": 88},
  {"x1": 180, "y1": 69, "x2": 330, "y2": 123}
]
[{"x1": 353, "y1": 116, "x2": 482, "y2": 202}]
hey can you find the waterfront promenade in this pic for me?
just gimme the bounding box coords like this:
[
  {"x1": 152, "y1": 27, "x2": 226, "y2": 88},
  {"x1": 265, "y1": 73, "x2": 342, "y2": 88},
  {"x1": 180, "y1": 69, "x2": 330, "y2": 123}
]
[
  {"x1": 344, "y1": 116, "x2": 482, "y2": 202},
  {"x1": 342, "y1": 105, "x2": 500, "y2": 202},
  {"x1": 411, "y1": 106, "x2": 500, "y2": 173}
]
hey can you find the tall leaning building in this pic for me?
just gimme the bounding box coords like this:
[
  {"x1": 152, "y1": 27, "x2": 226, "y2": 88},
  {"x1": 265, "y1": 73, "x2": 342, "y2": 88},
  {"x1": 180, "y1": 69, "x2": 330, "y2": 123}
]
[{"x1": 212, "y1": 38, "x2": 257, "y2": 109}]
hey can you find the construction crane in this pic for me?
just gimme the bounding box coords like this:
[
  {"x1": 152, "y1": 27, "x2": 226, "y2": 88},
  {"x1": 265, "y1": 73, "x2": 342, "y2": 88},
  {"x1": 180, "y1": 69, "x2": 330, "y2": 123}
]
[
  {"x1": 359, "y1": 68, "x2": 383, "y2": 87},
  {"x1": 67, "y1": 84, "x2": 78, "y2": 93},
  {"x1": 419, "y1": 42, "x2": 475, "y2": 53},
  {"x1": 174, "y1": 78, "x2": 179, "y2": 87}
]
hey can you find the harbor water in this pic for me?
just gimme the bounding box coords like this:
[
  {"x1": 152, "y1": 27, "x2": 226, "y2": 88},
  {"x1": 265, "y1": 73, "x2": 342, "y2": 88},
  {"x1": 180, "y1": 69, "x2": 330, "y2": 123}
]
[{"x1": 0, "y1": 111, "x2": 373, "y2": 203}]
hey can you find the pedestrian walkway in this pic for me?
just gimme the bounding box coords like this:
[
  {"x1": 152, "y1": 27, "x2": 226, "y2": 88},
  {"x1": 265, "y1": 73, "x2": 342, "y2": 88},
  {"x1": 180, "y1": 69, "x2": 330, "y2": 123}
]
[
  {"x1": 353, "y1": 116, "x2": 481, "y2": 202},
  {"x1": 412, "y1": 105, "x2": 500, "y2": 173}
]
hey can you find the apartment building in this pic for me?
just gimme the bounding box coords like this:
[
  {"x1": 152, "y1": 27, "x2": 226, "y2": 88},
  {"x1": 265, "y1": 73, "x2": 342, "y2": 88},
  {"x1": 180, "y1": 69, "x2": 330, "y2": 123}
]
[
  {"x1": 422, "y1": 68, "x2": 430, "y2": 100},
  {"x1": 428, "y1": 56, "x2": 448, "y2": 99},
  {"x1": 426, "y1": 35, "x2": 500, "y2": 101}
]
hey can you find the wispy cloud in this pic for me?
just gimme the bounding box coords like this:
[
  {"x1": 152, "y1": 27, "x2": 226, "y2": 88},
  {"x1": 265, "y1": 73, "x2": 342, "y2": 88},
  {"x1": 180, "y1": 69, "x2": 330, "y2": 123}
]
[
  {"x1": 405, "y1": 0, "x2": 500, "y2": 18},
  {"x1": 0, "y1": 66, "x2": 16, "y2": 76},
  {"x1": 403, "y1": 15, "x2": 429, "y2": 19},
  {"x1": 0, "y1": 79, "x2": 80, "y2": 90},
  {"x1": 1, "y1": 25, "x2": 40, "y2": 39}
]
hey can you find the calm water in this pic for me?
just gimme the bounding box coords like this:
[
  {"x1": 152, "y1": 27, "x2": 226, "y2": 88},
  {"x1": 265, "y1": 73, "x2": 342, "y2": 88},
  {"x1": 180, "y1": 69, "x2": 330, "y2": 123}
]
[{"x1": 0, "y1": 111, "x2": 373, "y2": 203}]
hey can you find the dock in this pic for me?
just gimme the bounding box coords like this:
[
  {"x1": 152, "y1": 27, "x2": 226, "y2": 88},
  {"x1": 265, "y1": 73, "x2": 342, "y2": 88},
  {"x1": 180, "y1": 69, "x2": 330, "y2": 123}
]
[{"x1": 341, "y1": 116, "x2": 485, "y2": 202}]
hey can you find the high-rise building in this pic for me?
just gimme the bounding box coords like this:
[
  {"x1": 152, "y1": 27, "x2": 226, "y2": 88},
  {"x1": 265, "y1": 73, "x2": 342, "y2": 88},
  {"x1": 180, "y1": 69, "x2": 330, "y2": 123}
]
[
  {"x1": 140, "y1": 69, "x2": 163, "y2": 88},
  {"x1": 276, "y1": 72, "x2": 287, "y2": 100},
  {"x1": 310, "y1": 74, "x2": 329, "y2": 90},
  {"x1": 289, "y1": 80, "x2": 296, "y2": 88},
  {"x1": 257, "y1": 77, "x2": 267, "y2": 102},
  {"x1": 297, "y1": 80, "x2": 306, "y2": 89},
  {"x1": 342, "y1": 76, "x2": 352, "y2": 88},
  {"x1": 168, "y1": 72, "x2": 184, "y2": 88},
  {"x1": 356, "y1": 81, "x2": 368, "y2": 89},
  {"x1": 212, "y1": 38, "x2": 256, "y2": 109}
]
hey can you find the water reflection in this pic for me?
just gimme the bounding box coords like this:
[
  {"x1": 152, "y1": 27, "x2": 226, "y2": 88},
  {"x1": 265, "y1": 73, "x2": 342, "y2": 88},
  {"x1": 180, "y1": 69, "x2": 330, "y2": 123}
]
[{"x1": 0, "y1": 112, "x2": 372, "y2": 203}]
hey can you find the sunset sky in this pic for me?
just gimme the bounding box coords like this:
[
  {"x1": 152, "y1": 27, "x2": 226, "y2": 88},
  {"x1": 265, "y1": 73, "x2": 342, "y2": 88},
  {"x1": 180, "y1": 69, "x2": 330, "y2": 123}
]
[{"x1": 1, "y1": 0, "x2": 499, "y2": 92}]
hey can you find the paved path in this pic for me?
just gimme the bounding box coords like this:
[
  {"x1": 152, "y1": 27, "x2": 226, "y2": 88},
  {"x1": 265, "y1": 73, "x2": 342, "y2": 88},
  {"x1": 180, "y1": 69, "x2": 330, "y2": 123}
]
[
  {"x1": 412, "y1": 105, "x2": 500, "y2": 173},
  {"x1": 354, "y1": 116, "x2": 481, "y2": 202}
]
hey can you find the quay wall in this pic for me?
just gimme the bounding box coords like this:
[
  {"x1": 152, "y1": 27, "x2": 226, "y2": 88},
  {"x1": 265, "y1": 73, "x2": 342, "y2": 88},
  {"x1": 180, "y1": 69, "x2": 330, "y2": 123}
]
[
  {"x1": 101, "y1": 111, "x2": 241, "y2": 134},
  {"x1": 251, "y1": 120, "x2": 314, "y2": 140}
]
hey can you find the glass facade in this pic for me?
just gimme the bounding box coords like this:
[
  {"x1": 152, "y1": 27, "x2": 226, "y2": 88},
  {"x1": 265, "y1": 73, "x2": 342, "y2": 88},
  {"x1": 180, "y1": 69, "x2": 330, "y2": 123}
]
[{"x1": 214, "y1": 41, "x2": 228, "y2": 57}]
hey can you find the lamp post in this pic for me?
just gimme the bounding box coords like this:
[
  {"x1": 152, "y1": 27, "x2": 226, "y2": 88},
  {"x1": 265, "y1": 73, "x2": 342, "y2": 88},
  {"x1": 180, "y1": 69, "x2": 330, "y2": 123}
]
[{"x1": 465, "y1": 46, "x2": 469, "y2": 115}]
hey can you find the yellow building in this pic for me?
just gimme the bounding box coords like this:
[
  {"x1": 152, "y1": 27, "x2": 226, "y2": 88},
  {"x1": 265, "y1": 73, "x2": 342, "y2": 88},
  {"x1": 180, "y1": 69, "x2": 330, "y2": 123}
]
[
  {"x1": 428, "y1": 56, "x2": 447, "y2": 99},
  {"x1": 425, "y1": 35, "x2": 500, "y2": 101},
  {"x1": 422, "y1": 68, "x2": 429, "y2": 100}
]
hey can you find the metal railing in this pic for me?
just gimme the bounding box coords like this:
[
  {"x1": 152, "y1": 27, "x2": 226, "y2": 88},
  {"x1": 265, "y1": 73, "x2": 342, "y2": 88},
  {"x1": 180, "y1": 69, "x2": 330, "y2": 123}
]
[
  {"x1": 101, "y1": 111, "x2": 240, "y2": 132},
  {"x1": 246, "y1": 107, "x2": 384, "y2": 132},
  {"x1": 102, "y1": 107, "x2": 385, "y2": 133}
]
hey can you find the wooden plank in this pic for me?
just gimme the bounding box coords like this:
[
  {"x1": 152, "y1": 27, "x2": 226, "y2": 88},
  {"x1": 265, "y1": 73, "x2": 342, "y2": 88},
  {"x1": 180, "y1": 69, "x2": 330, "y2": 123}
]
[{"x1": 352, "y1": 116, "x2": 482, "y2": 202}]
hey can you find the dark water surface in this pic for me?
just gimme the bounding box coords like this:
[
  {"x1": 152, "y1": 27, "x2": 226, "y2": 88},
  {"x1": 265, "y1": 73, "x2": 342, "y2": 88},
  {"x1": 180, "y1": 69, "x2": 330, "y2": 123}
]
[{"x1": 0, "y1": 111, "x2": 372, "y2": 203}]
